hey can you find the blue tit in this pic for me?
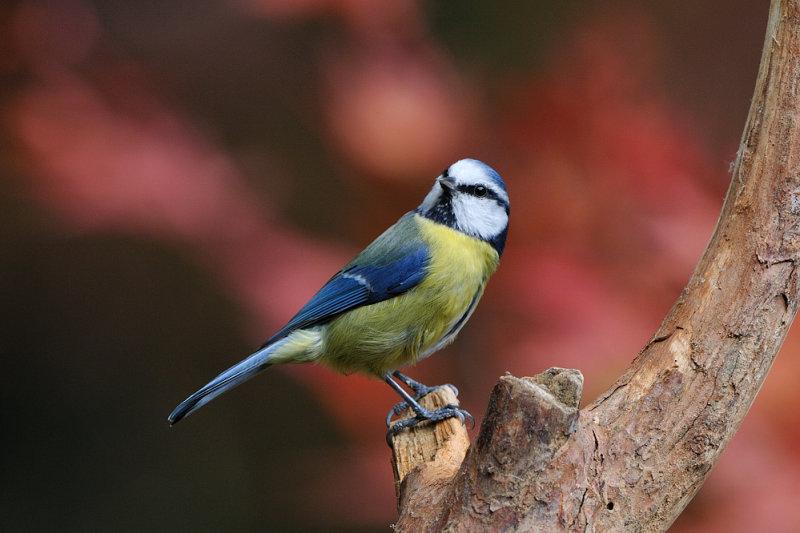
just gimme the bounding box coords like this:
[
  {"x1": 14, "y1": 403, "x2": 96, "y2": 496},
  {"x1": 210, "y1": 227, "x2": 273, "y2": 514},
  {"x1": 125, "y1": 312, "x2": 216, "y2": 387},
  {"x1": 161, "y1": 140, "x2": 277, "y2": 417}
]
[{"x1": 168, "y1": 158, "x2": 509, "y2": 440}]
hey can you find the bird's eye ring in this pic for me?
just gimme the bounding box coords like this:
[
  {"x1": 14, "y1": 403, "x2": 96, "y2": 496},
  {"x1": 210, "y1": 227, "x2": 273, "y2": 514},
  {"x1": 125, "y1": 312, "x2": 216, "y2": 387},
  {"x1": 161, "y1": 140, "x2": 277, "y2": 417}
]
[{"x1": 475, "y1": 185, "x2": 487, "y2": 197}]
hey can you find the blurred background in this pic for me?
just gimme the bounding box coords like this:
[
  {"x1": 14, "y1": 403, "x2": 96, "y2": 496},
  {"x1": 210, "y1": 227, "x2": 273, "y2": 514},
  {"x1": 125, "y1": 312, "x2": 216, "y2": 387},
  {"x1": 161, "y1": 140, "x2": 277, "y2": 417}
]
[{"x1": 2, "y1": 0, "x2": 798, "y2": 531}]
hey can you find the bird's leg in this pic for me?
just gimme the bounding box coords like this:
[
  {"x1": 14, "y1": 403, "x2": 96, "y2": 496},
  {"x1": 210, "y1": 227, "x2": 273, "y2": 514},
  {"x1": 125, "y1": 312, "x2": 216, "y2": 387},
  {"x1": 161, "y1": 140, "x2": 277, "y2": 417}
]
[
  {"x1": 383, "y1": 373, "x2": 473, "y2": 444},
  {"x1": 385, "y1": 371, "x2": 460, "y2": 426},
  {"x1": 392, "y1": 370, "x2": 459, "y2": 398}
]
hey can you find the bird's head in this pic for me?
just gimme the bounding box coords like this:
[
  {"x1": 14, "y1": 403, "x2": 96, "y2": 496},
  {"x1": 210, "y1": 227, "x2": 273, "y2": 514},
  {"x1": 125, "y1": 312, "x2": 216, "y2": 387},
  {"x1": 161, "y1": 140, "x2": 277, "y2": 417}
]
[{"x1": 416, "y1": 159, "x2": 510, "y2": 255}]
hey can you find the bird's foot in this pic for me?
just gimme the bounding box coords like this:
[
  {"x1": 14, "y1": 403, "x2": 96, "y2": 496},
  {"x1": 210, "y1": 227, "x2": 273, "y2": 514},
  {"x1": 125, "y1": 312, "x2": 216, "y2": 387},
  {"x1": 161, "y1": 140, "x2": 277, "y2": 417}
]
[
  {"x1": 386, "y1": 404, "x2": 473, "y2": 445},
  {"x1": 384, "y1": 382, "x2": 460, "y2": 427}
]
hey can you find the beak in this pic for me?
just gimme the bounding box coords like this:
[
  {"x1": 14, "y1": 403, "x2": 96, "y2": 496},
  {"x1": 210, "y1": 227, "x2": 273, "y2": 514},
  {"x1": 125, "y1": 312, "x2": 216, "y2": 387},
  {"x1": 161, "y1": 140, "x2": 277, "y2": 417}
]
[{"x1": 438, "y1": 175, "x2": 456, "y2": 192}]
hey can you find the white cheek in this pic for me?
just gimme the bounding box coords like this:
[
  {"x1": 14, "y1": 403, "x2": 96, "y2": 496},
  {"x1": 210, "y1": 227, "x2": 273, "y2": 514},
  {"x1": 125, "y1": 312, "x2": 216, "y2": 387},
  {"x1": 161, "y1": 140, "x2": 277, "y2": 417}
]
[{"x1": 451, "y1": 195, "x2": 508, "y2": 239}]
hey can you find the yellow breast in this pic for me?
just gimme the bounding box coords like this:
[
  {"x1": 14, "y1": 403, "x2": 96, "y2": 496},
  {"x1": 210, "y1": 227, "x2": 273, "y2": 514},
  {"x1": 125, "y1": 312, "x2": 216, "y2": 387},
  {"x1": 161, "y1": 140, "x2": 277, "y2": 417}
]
[{"x1": 320, "y1": 214, "x2": 500, "y2": 377}]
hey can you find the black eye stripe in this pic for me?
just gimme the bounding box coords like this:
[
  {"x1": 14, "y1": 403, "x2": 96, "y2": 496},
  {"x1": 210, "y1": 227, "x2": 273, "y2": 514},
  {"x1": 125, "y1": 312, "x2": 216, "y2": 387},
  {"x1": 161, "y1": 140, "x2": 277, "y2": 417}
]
[{"x1": 457, "y1": 184, "x2": 494, "y2": 199}]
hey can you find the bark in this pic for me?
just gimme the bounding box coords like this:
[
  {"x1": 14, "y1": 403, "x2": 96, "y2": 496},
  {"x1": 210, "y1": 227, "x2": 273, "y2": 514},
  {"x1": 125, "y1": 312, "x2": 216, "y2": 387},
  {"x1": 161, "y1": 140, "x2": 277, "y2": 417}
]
[{"x1": 389, "y1": 1, "x2": 800, "y2": 530}]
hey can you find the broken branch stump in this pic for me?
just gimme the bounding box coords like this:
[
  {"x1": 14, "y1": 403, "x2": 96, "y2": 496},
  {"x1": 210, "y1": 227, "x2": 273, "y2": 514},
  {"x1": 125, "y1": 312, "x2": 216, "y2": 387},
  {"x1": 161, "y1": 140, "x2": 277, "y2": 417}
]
[{"x1": 389, "y1": 1, "x2": 800, "y2": 530}]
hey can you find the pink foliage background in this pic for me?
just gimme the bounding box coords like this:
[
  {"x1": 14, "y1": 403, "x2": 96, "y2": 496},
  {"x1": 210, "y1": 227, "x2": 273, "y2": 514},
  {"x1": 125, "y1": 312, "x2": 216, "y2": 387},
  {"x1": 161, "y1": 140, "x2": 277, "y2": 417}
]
[{"x1": 2, "y1": 1, "x2": 798, "y2": 531}]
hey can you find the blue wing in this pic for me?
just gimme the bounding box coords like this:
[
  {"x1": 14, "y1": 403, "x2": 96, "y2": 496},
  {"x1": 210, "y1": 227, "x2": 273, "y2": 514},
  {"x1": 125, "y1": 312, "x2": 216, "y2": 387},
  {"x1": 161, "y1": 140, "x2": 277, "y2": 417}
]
[{"x1": 262, "y1": 216, "x2": 429, "y2": 346}]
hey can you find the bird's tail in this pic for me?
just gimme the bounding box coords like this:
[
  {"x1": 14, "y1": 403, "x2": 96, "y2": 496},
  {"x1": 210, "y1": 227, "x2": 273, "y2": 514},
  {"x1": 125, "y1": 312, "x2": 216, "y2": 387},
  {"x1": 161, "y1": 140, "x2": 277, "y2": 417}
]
[{"x1": 168, "y1": 340, "x2": 282, "y2": 425}]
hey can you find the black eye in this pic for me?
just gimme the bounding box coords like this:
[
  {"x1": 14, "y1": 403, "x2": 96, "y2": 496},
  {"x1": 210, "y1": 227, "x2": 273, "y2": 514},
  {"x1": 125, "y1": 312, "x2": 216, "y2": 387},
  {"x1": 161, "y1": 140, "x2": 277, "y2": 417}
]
[{"x1": 474, "y1": 185, "x2": 487, "y2": 197}]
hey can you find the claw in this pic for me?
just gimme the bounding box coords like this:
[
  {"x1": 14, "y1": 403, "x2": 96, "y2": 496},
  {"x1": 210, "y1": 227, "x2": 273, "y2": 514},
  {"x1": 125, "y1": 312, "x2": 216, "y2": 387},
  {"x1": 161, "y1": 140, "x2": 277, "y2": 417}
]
[
  {"x1": 385, "y1": 405, "x2": 474, "y2": 445},
  {"x1": 384, "y1": 374, "x2": 462, "y2": 427},
  {"x1": 386, "y1": 400, "x2": 410, "y2": 427},
  {"x1": 383, "y1": 372, "x2": 472, "y2": 445}
]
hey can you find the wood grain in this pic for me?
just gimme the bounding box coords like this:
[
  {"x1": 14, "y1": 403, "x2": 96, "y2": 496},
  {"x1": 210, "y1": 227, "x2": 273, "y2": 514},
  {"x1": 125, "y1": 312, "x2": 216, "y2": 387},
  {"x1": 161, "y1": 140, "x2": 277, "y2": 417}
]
[{"x1": 390, "y1": 1, "x2": 800, "y2": 530}]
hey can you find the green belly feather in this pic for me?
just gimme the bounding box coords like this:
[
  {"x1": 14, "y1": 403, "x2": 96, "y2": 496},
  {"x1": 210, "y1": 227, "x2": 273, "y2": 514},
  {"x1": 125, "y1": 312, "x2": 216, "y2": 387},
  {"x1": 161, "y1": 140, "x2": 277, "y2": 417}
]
[{"x1": 320, "y1": 214, "x2": 499, "y2": 377}]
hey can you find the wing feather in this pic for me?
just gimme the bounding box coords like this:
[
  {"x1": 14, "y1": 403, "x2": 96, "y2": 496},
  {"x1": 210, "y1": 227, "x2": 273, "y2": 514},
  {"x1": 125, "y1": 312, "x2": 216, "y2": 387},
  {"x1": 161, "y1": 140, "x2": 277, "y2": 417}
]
[{"x1": 262, "y1": 213, "x2": 429, "y2": 346}]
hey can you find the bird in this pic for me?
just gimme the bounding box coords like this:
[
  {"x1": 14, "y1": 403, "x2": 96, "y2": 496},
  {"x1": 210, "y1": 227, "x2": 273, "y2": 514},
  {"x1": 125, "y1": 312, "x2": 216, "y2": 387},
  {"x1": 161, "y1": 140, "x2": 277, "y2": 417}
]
[{"x1": 168, "y1": 158, "x2": 509, "y2": 441}]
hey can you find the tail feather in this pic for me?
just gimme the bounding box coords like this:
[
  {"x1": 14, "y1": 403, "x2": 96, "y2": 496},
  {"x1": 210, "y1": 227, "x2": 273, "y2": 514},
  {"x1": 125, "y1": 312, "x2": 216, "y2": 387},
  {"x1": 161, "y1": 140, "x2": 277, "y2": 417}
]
[{"x1": 168, "y1": 343, "x2": 278, "y2": 425}]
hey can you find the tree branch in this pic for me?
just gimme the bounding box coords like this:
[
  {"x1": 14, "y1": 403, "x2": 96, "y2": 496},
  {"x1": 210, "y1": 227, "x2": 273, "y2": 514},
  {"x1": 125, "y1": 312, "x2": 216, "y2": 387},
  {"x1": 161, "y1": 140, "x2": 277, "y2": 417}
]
[{"x1": 389, "y1": 0, "x2": 800, "y2": 530}]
